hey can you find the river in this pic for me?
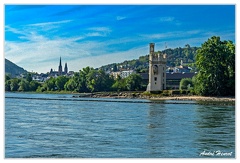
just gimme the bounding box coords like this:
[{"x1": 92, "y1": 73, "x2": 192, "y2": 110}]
[{"x1": 5, "y1": 92, "x2": 235, "y2": 158}]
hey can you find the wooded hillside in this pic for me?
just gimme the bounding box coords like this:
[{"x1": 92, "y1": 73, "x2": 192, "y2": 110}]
[{"x1": 99, "y1": 45, "x2": 200, "y2": 73}]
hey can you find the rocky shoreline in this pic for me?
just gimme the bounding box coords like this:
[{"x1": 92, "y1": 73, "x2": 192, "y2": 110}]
[{"x1": 72, "y1": 92, "x2": 235, "y2": 102}]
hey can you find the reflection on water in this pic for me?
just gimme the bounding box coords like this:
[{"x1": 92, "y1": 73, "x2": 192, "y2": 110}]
[
  {"x1": 5, "y1": 93, "x2": 235, "y2": 158},
  {"x1": 146, "y1": 104, "x2": 167, "y2": 157}
]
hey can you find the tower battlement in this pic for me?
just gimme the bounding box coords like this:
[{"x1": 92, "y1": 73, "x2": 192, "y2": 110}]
[{"x1": 151, "y1": 53, "x2": 167, "y2": 62}]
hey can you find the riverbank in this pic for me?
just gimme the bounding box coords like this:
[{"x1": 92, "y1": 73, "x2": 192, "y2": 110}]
[{"x1": 72, "y1": 92, "x2": 235, "y2": 102}]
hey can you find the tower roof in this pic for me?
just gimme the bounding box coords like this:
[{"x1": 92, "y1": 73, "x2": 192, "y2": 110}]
[{"x1": 59, "y1": 57, "x2": 62, "y2": 66}]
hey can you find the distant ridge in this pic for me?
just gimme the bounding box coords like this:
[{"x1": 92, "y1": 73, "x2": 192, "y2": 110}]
[{"x1": 5, "y1": 58, "x2": 27, "y2": 77}]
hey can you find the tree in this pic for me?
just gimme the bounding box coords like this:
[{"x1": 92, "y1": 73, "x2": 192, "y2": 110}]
[
  {"x1": 29, "y1": 80, "x2": 41, "y2": 91},
  {"x1": 5, "y1": 80, "x2": 11, "y2": 91},
  {"x1": 18, "y1": 79, "x2": 30, "y2": 91},
  {"x1": 79, "y1": 67, "x2": 93, "y2": 92},
  {"x1": 86, "y1": 69, "x2": 114, "y2": 92},
  {"x1": 43, "y1": 77, "x2": 56, "y2": 91},
  {"x1": 112, "y1": 64, "x2": 118, "y2": 72},
  {"x1": 194, "y1": 36, "x2": 235, "y2": 96},
  {"x1": 26, "y1": 73, "x2": 32, "y2": 82},
  {"x1": 5, "y1": 74, "x2": 11, "y2": 82},
  {"x1": 64, "y1": 78, "x2": 77, "y2": 91},
  {"x1": 112, "y1": 75, "x2": 127, "y2": 91},
  {"x1": 55, "y1": 76, "x2": 69, "y2": 91},
  {"x1": 179, "y1": 78, "x2": 193, "y2": 90},
  {"x1": 10, "y1": 78, "x2": 20, "y2": 91},
  {"x1": 125, "y1": 73, "x2": 142, "y2": 91}
]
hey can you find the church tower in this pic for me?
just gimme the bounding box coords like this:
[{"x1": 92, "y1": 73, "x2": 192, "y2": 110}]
[
  {"x1": 64, "y1": 62, "x2": 68, "y2": 74},
  {"x1": 147, "y1": 43, "x2": 167, "y2": 92},
  {"x1": 58, "y1": 57, "x2": 62, "y2": 75}
]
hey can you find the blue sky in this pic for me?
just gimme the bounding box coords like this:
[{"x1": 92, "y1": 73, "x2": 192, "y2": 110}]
[{"x1": 5, "y1": 5, "x2": 235, "y2": 73}]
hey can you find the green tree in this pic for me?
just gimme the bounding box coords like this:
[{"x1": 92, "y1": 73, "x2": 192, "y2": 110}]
[
  {"x1": 43, "y1": 77, "x2": 56, "y2": 91},
  {"x1": 5, "y1": 75, "x2": 11, "y2": 91},
  {"x1": 29, "y1": 80, "x2": 41, "y2": 91},
  {"x1": 5, "y1": 80, "x2": 11, "y2": 91},
  {"x1": 125, "y1": 73, "x2": 142, "y2": 91},
  {"x1": 55, "y1": 76, "x2": 69, "y2": 91},
  {"x1": 79, "y1": 67, "x2": 93, "y2": 92},
  {"x1": 194, "y1": 36, "x2": 235, "y2": 96},
  {"x1": 18, "y1": 79, "x2": 30, "y2": 91},
  {"x1": 5, "y1": 74, "x2": 11, "y2": 82},
  {"x1": 112, "y1": 64, "x2": 118, "y2": 72},
  {"x1": 10, "y1": 78, "x2": 20, "y2": 91},
  {"x1": 112, "y1": 75, "x2": 127, "y2": 91},
  {"x1": 86, "y1": 69, "x2": 114, "y2": 92},
  {"x1": 179, "y1": 78, "x2": 193, "y2": 90},
  {"x1": 26, "y1": 73, "x2": 32, "y2": 82},
  {"x1": 64, "y1": 78, "x2": 77, "y2": 91}
]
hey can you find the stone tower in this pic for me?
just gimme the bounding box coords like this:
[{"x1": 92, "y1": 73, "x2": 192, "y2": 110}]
[
  {"x1": 58, "y1": 57, "x2": 62, "y2": 75},
  {"x1": 64, "y1": 62, "x2": 68, "y2": 74},
  {"x1": 147, "y1": 43, "x2": 167, "y2": 92}
]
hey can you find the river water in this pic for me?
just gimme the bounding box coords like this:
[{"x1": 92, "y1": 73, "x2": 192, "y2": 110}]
[{"x1": 5, "y1": 93, "x2": 235, "y2": 158}]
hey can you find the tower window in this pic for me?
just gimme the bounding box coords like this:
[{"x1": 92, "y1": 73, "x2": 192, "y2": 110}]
[
  {"x1": 154, "y1": 77, "x2": 157, "y2": 81},
  {"x1": 163, "y1": 73, "x2": 164, "y2": 77}
]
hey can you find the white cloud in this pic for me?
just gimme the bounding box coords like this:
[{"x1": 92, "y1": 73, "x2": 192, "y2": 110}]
[
  {"x1": 87, "y1": 27, "x2": 111, "y2": 32},
  {"x1": 86, "y1": 27, "x2": 112, "y2": 37},
  {"x1": 116, "y1": 16, "x2": 126, "y2": 21},
  {"x1": 140, "y1": 30, "x2": 202, "y2": 40},
  {"x1": 5, "y1": 26, "x2": 147, "y2": 73},
  {"x1": 159, "y1": 17, "x2": 175, "y2": 22},
  {"x1": 25, "y1": 19, "x2": 73, "y2": 31},
  {"x1": 28, "y1": 20, "x2": 73, "y2": 27}
]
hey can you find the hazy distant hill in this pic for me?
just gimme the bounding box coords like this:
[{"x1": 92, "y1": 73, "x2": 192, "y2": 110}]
[{"x1": 5, "y1": 58, "x2": 27, "y2": 77}]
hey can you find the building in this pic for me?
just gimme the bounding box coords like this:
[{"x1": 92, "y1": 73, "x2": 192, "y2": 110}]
[
  {"x1": 140, "y1": 72, "x2": 196, "y2": 90},
  {"x1": 146, "y1": 43, "x2": 167, "y2": 92},
  {"x1": 58, "y1": 57, "x2": 63, "y2": 75},
  {"x1": 110, "y1": 71, "x2": 121, "y2": 79},
  {"x1": 110, "y1": 70, "x2": 135, "y2": 79},
  {"x1": 165, "y1": 72, "x2": 195, "y2": 89},
  {"x1": 120, "y1": 70, "x2": 135, "y2": 78},
  {"x1": 49, "y1": 57, "x2": 68, "y2": 77},
  {"x1": 173, "y1": 65, "x2": 191, "y2": 73},
  {"x1": 64, "y1": 63, "x2": 68, "y2": 74}
]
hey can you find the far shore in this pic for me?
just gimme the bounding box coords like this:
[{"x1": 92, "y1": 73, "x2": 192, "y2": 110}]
[
  {"x1": 6, "y1": 91, "x2": 235, "y2": 103},
  {"x1": 72, "y1": 92, "x2": 235, "y2": 102},
  {"x1": 148, "y1": 96, "x2": 235, "y2": 102}
]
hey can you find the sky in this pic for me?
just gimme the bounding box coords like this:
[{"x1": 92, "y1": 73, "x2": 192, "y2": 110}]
[{"x1": 4, "y1": 4, "x2": 235, "y2": 73}]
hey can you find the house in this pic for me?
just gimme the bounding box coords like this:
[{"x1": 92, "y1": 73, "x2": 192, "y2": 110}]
[
  {"x1": 110, "y1": 70, "x2": 135, "y2": 79},
  {"x1": 120, "y1": 70, "x2": 135, "y2": 78},
  {"x1": 110, "y1": 71, "x2": 121, "y2": 79}
]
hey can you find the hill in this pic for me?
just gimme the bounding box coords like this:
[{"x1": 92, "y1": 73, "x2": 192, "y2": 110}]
[
  {"x1": 99, "y1": 45, "x2": 200, "y2": 73},
  {"x1": 5, "y1": 58, "x2": 27, "y2": 77}
]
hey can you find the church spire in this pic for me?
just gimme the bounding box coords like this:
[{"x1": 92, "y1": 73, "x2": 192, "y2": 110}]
[
  {"x1": 64, "y1": 62, "x2": 68, "y2": 74},
  {"x1": 58, "y1": 57, "x2": 62, "y2": 75},
  {"x1": 60, "y1": 57, "x2": 62, "y2": 66}
]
